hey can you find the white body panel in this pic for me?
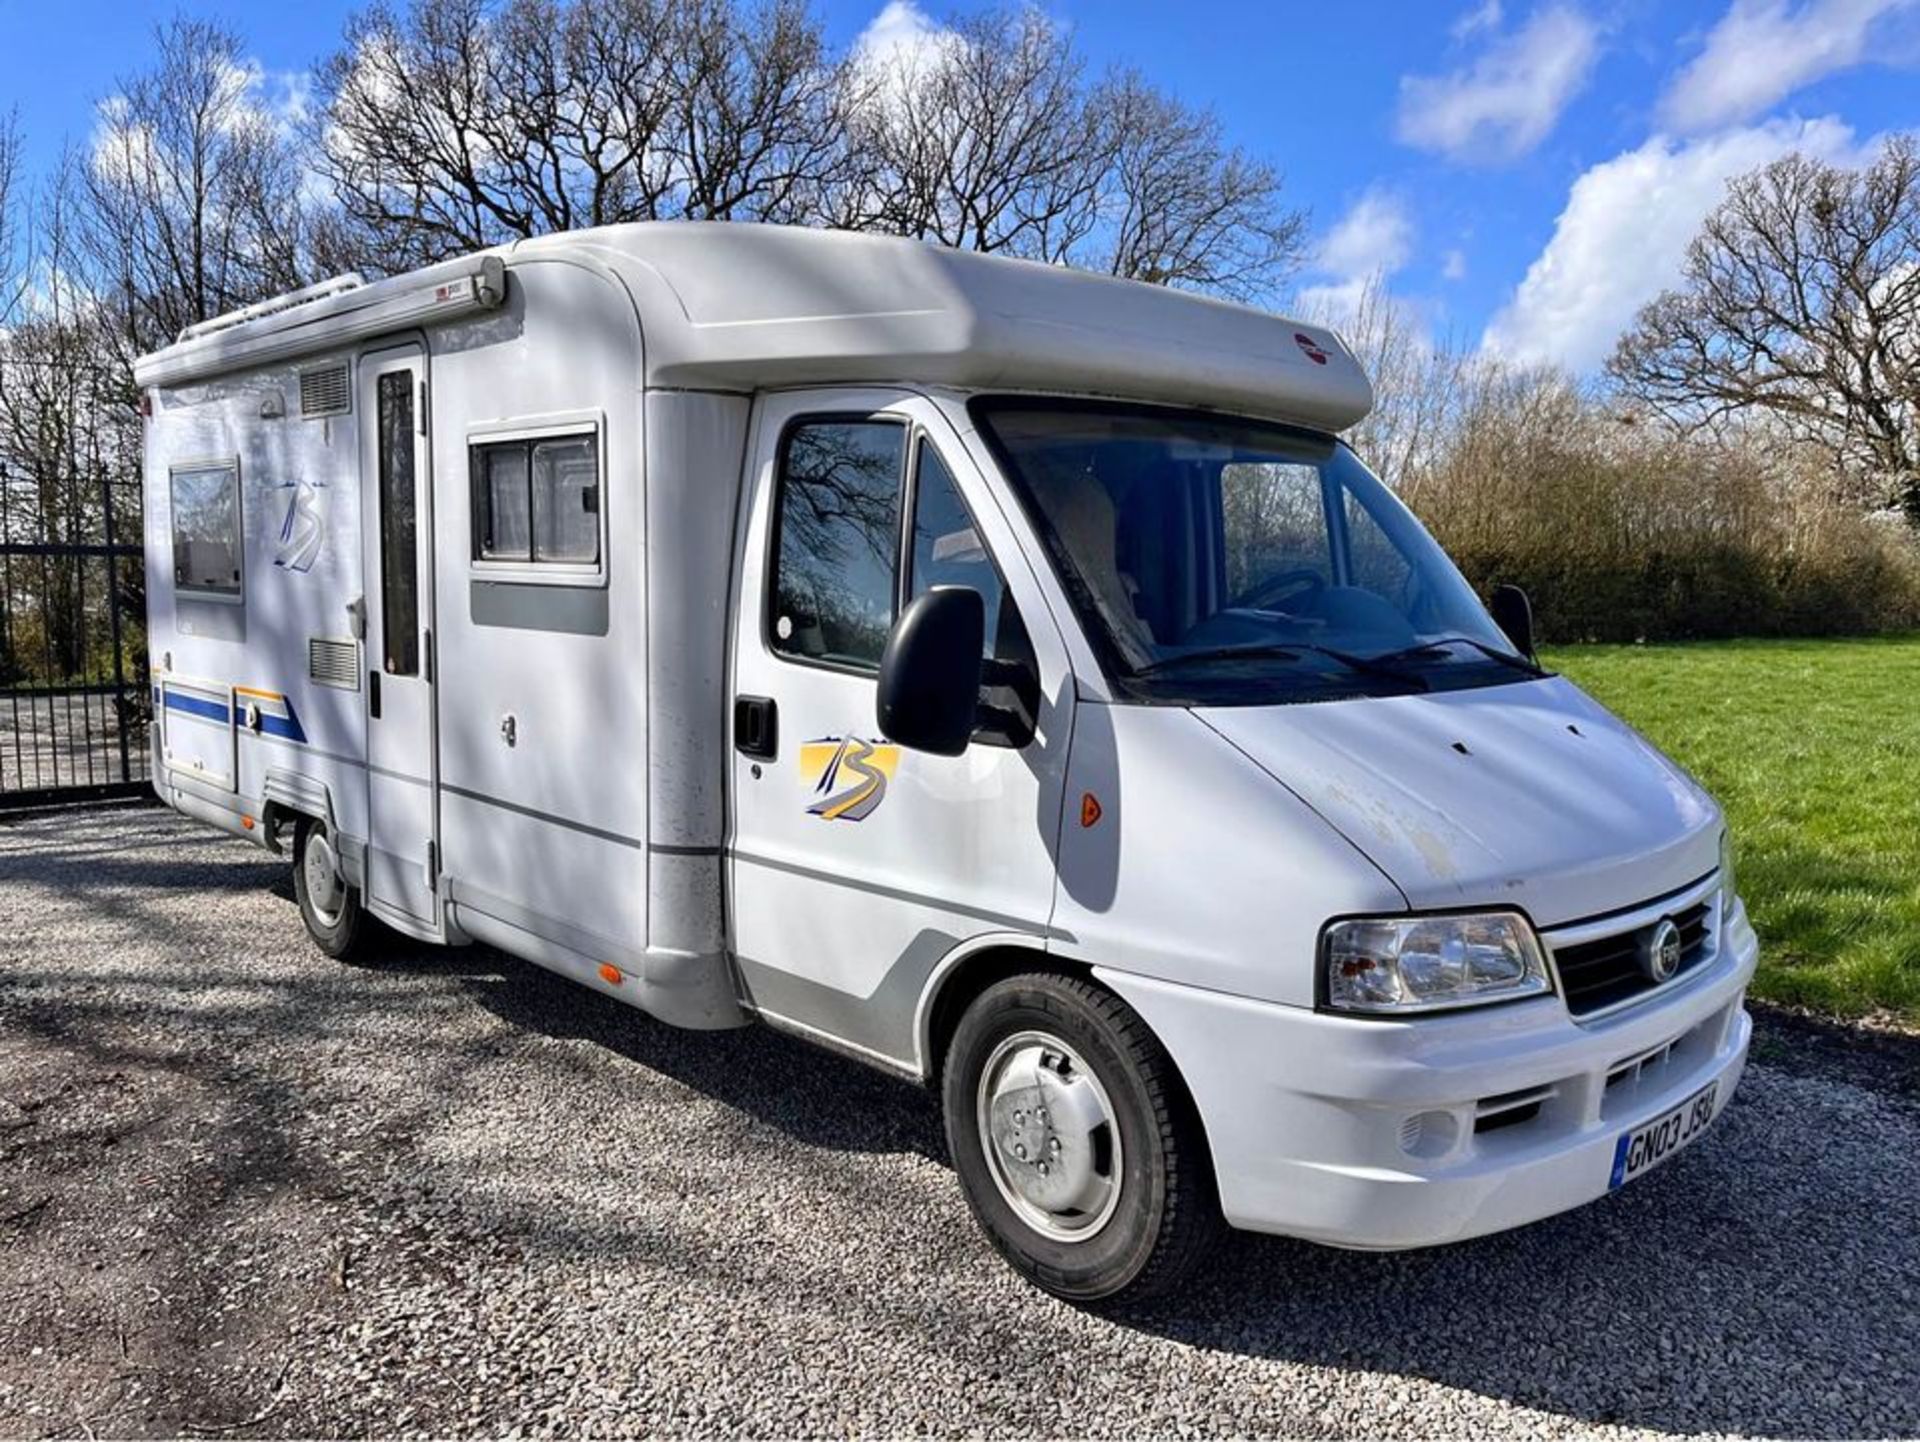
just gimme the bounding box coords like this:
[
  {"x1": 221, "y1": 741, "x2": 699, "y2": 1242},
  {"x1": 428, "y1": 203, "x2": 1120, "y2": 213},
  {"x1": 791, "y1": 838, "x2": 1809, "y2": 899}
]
[{"x1": 137, "y1": 222, "x2": 1754, "y2": 1255}]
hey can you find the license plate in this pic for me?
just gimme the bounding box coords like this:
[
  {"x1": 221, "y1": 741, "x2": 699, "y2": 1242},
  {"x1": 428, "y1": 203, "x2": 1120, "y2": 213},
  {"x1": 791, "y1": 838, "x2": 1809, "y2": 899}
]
[{"x1": 1609, "y1": 1081, "x2": 1719, "y2": 1190}]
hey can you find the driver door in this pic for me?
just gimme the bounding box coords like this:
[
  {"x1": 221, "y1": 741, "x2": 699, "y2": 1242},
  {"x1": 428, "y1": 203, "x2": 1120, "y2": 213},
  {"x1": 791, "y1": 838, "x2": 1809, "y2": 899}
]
[{"x1": 726, "y1": 390, "x2": 1072, "y2": 1068}]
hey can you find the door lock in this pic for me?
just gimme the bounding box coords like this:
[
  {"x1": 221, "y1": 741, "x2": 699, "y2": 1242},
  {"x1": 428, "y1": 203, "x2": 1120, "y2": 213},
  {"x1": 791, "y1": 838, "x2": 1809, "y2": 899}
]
[{"x1": 500, "y1": 713, "x2": 518, "y2": 747}]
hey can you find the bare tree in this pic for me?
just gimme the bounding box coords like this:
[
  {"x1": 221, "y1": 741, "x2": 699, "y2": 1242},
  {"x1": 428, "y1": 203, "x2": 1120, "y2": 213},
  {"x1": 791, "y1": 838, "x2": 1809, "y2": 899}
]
[
  {"x1": 1099, "y1": 72, "x2": 1304, "y2": 298},
  {"x1": 842, "y1": 7, "x2": 1108, "y2": 260},
  {"x1": 1608, "y1": 138, "x2": 1920, "y2": 525},
  {"x1": 318, "y1": 0, "x2": 854, "y2": 269},
  {"x1": 0, "y1": 110, "x2": 25, "y2": 325},
  {"x1": 80, "y1": 17, "x2": 322, "y2": 359}
]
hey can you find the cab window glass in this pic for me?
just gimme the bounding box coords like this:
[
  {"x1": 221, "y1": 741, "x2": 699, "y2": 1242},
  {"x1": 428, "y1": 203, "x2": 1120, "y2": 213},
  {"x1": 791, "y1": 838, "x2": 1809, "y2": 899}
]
[
  {"x1": 1220, "y1": 462, "x2": 1331, "y2": 600},
  {"x1": 909, "y1": 442, "x2": 1029, "y2": 667},
  {"x1": 770, "y1": 419, "x2": 906, "y2": 669},
  {"x1": 1345, "y1": 490, "x2": 1416, "y2": 612}
]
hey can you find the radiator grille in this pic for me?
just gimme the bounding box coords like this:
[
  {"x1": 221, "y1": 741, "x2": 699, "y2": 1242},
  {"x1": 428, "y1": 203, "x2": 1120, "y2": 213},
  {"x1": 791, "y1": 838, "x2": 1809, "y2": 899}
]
[
  {"x1": 299, "y1": 363, "x2": 350, "y2": 418},
  {"x1": 308, "y1": 637, "x2": 360, "y2": 689},
  {"x1": 1552, "y1": 900, "x2": 1714, "y2": 1016}
]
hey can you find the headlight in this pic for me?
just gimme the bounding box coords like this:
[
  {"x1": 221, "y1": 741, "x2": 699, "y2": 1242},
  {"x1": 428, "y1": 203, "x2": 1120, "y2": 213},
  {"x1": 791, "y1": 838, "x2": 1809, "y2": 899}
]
[
  {"x1": 1719, "y1": 828, "x2": 1737, "y2": 903},
  {"x1": 1323, "y1": 912, "x2": 1550, "y2": 1014}
]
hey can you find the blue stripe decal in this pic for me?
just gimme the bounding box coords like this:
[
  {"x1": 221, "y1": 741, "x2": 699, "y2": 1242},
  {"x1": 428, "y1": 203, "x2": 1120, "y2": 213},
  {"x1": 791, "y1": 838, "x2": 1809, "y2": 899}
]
[
  {"x1": 258, "y1": 710, "x2": 307, "y2": 743},
  {"x1": 163, "y1": 691, "x2": 231, "y2": 724}
]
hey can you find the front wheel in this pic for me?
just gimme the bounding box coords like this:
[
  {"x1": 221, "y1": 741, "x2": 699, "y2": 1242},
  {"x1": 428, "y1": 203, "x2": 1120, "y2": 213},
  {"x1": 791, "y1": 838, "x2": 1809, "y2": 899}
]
[
  {"x1": 291, "y1": 816, "x2": 370, "y2": 960},
  {"x1": 942, "y1": 973, "x2": 1221, "y2": 1306}
]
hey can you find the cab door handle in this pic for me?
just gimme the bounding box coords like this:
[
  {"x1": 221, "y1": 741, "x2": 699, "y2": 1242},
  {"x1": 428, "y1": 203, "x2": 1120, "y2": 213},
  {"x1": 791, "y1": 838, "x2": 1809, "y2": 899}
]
[{"x1": 734, "y1": 695, "x2": 777, "y2": 760}]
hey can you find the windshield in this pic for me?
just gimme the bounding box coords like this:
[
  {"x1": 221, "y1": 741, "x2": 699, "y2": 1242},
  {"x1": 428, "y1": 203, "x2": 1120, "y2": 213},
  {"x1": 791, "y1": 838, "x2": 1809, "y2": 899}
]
[{"x1": 973, "y1": 398, "x2": 1540, "y2": 705}]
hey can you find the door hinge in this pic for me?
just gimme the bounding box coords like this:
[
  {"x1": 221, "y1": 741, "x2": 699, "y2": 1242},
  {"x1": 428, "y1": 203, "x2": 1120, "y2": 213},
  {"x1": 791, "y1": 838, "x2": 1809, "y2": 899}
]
[
  {"x1": 425, "y1": 840, "x2": 438, "y2": 888},
  {"x1": 417, "y1": 379, "x2": 428, "y2": 435},
  {"x1": 423, "y1": 626, "x2": 434, "y2": 684}
]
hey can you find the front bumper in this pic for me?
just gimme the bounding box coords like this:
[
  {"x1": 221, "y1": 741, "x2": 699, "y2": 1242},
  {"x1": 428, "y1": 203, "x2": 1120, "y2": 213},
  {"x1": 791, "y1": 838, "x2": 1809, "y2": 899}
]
[{"x1": 1099, "y1": 896, "x2": 1759, "y2": 1249}]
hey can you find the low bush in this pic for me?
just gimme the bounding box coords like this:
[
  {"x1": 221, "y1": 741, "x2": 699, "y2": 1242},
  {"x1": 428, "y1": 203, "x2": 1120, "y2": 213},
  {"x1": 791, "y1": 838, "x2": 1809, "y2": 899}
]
[{"x1": 1390, "y1": 370, "x2": 1920, "y2": 643}]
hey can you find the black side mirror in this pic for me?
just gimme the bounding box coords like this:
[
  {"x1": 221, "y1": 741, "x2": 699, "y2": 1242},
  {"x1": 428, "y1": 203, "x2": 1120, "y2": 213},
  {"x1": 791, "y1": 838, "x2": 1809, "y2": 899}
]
[
  {"x1": 877, "y1": 588, "x2": 985, "y2": 757},
  {"x1": 1490, "y1": 584, "x2": 1536, "y2": 659}
]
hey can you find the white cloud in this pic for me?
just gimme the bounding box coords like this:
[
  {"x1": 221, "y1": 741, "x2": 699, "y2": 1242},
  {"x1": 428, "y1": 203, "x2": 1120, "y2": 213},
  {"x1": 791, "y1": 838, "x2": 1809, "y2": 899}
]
[
  {"x1": 1397, "y1": 5, "x2": 1600, "y2": 163},
  {"x1": 1452, "y1": 0, "x2": 1505, "y2": 39},
  {"x1": 1658, "y1": 0, "x2": 1920, "y2": 133},
  {"x1": 1296, "y1": 189, "x2": 1416, "y2": 324},
  {"x1": 91, "y1": 56, "x2": 314, "y2": 186},
  {"x1": 1317, "y1": 189, "x2": 1415, "y2": 277},
  {"x1": 853, "y1": 0, "x2": 961, "y2": 79},
  {"x1": 1481, "y1": 116, "x2": 1863, "y2": 371},
  {"x1": 1441, "y1": 248, "x2": 1468, "y2": 281}
]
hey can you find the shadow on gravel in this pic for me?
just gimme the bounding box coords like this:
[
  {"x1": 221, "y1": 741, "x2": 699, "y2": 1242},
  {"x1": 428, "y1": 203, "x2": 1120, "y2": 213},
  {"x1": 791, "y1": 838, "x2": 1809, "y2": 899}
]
[
  {"x1": 448, "y1": 944, "x2": 948, "y2": 1161},
  {"x1": 446, "y1": 926, "x2": 1920, "y2": 1437},
  {"x1": 7, "y1": 810, "x2": 1917, "y2": 1438}
]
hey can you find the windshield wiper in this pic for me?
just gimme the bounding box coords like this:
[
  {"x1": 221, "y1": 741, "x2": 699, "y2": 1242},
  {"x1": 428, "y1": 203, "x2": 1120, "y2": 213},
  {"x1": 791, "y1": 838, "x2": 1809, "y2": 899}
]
[
  {"x1": 1133, "y1": 641, "x2": 1430, "y2": 690},
  {"x1": 1367, "y1": 635, "x2": 1550, "y2": 677}
]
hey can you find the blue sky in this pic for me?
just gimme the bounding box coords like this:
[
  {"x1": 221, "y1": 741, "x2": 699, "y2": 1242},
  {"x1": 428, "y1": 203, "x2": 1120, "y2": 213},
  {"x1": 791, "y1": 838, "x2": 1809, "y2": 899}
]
[{"x1": 6, "y1": 0, "x2": 1919, "y2": 372}]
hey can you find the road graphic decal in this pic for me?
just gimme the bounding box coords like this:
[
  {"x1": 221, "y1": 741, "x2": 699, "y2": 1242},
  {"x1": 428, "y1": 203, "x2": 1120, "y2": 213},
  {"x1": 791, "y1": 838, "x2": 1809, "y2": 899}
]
[{"x1": 799, "y1": 736, "x2": 900, "y2": 822}]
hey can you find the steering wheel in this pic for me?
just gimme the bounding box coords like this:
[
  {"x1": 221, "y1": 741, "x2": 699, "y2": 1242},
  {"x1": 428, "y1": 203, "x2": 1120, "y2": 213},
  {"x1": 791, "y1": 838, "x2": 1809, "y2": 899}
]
[{"x1": 1227, "y1": 567, "x2": 1326, "y2": 613}]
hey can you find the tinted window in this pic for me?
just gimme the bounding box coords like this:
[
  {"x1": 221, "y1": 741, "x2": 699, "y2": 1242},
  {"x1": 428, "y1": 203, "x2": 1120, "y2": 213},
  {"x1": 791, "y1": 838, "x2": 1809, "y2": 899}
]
[
  {"x1": 909, "y1": 442, "x2": 1028, "y2": 666},
  {"x1": 977, "y1": 399, "x2": 1526, "y2": 705},
  {"x1": 170, "y1": 463, "x2": 242, "y2": 595},
  {"x1": 471, "y1": 432, "x2": 600, "y2": 566},
  {"x1": 769, "y1": 419, "x2": 906, "y2": 670},
  {"x1": 376, "y1": 372, "x2": 419, "y2": 675}
]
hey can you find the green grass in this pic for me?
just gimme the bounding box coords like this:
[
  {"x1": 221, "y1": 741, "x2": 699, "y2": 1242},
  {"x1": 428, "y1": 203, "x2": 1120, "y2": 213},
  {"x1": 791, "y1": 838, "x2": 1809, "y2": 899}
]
[{"x1": 1543, "y1": 634, "x2": 1920, "y2": 1023}]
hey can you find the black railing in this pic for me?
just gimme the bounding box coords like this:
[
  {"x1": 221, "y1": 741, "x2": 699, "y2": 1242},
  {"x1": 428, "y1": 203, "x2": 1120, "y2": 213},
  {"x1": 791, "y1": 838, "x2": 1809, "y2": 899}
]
[{"x1": 0, "y1": 472, "x2": 150, "y2": 810}]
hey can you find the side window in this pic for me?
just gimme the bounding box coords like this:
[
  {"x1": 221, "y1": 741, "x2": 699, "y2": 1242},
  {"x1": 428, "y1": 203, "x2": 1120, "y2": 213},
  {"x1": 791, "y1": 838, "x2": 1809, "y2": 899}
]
[
  {"x1": 170, "y1": 461, "x2": 242, "y2": 597},
  {"x1": 470, "y1": 431, "x2": 601, "y2": 567},
  {"x1": 908, "y1": 442, "x2": 1028, "y2": 666},
  {"x1": 376, "y1": 372, "x2": 420, "y2": 675},
  {"x1": 908, "y1": 440, "x2": 1037, "y2": 746},
  {"x1": 769, "y1": 419, "x2": 906, "y2": 671}
]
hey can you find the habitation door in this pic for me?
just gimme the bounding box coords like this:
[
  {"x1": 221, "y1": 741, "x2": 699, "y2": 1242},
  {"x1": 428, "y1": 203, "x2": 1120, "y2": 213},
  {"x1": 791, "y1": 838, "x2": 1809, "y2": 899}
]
[
  {"x1": 727, "y1": 389, "x2": 1073, "y2": 1070},
  {"x1": 358, "y1": 346, "x2": 439, "y2": 930}
]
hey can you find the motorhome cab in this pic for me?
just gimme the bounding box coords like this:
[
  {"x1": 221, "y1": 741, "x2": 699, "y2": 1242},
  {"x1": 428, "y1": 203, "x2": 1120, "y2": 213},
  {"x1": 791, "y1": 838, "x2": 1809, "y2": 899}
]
[{"x1": 136, "y1": 224, "x2": 1757, "y2": 1304}]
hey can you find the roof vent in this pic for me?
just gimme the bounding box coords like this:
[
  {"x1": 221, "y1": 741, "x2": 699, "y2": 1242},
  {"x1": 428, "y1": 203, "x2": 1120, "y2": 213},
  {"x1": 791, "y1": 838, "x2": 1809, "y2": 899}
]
[{"x1": 299, "y1": 364, "x2": 351, "y2": 419}]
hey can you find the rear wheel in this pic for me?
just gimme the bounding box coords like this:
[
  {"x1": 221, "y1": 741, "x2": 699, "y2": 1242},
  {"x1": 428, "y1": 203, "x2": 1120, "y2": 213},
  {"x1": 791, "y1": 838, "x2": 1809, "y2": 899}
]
[
  {"x1": 942, "y1": 972, "x2": 1221, "y2": 1306},
  {"x1": 291, "y1": 816, "x2": 368, "y2": 960}
]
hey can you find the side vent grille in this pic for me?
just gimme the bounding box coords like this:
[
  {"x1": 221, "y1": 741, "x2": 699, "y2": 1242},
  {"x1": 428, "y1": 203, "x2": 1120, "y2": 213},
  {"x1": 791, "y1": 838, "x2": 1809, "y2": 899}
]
[
  {"x1": 299, "y1": 364, "x2": 351, "y2": 418},
  {"x1": 309, "y1": 637, "x2": 360, "y2": 690}
]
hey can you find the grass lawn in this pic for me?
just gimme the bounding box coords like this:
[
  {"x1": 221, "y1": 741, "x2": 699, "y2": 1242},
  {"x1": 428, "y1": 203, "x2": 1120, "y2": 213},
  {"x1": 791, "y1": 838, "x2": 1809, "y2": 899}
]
[{"x1": 1545, "y1": 634, "x2": 1920, "y2": 1024}]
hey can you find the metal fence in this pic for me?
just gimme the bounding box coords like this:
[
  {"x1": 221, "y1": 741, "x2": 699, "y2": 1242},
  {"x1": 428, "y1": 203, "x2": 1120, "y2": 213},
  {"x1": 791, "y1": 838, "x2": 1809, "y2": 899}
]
[{"x1": 1, "y1": 473, "x2": 149, "y2": 809}]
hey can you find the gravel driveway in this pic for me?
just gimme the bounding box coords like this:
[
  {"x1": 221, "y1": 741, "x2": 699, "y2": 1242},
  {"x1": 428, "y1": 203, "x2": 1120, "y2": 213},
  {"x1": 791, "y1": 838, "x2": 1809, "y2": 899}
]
[{"x1": 2, "y1": 803, "x2": 1916, "y2": 1439}]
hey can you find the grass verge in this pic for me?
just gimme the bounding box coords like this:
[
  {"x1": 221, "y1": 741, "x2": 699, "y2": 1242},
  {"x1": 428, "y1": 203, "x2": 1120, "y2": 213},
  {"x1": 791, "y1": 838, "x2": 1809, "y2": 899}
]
[{"x1": 1546, "y1": 634, "x2": 1920, "y2": 1023}]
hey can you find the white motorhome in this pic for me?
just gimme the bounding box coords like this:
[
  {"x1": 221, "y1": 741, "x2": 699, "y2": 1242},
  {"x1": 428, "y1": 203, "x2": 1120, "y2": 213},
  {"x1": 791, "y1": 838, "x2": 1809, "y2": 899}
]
[{"x1": 136, "y1": 223, "x2": 1757, "y2": 1304}]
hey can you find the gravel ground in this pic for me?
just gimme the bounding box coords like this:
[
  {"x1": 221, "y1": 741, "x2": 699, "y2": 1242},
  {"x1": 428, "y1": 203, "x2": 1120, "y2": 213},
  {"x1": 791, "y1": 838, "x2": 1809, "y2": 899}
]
[{"x1": 1, "y1": 803, "x2": 1917, "y2": 1439}]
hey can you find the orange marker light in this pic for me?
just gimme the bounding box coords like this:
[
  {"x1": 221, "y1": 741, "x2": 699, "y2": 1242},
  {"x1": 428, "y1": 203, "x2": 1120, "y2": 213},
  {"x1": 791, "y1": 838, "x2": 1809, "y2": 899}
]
[
  {"x1": 241, "y1": 816, "x2": 255, "y2": 831},
  {"x1": 1080, "y1": 793, "x2": 1103, "y2": 828},
  {"x1": 598, "y1": 963, "x2": 623, "y2": 986}
]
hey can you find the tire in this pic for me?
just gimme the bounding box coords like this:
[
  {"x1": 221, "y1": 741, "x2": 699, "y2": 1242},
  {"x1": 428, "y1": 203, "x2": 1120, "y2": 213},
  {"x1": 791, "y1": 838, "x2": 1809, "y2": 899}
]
[
  {"x1": 942, "y1": 972, "x2": 1222, "y2": 1307},
  {"x1": 291, "y1": 816, "x2": 369, "y2": 960}
]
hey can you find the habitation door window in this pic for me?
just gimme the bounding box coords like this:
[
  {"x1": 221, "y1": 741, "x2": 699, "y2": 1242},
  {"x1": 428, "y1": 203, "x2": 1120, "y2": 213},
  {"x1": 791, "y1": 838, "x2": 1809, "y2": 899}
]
[
  {"x1": 470, "y1": 432, "x2": 601, "y2": 567},
  {"x1": 170, "y1": 462, "x2": 242, "y2": 596},
  {"x1": 376, "y1": 371, "x2": 420, "y2": 676},
  {"x1": 768, "y1": 419, "x2": 907, "y2": 671}
]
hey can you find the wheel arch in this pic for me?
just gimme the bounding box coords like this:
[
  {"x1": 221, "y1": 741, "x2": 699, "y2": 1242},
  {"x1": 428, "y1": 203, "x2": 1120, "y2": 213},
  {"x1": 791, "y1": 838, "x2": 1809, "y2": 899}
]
[
  {"x1": 918, "y1": 946, "x2": 1227, "y2": 1210},
  {"x1": 916, "y1": 936, "x2": 1085, "y2": 1085}
]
